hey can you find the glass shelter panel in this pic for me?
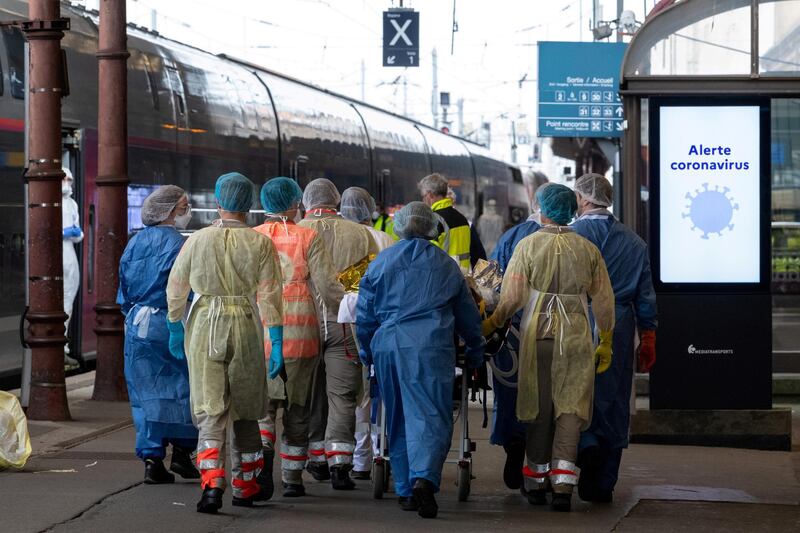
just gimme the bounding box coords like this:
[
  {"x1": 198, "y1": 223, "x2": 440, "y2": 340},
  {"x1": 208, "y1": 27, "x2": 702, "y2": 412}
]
[
  {"x1": 624, "y1": 0, "x2": 752, "y2": 76},
  {"x1": 771, "y1": 98, "x2": 800, "y2": 365},
  {"x1": 759, "y1": 0, "x2": 800, "y2": 75}
]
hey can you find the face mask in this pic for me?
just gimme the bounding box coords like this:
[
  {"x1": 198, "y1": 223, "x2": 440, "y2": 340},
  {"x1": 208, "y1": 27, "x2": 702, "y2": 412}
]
[
  {"x1": 293, "y1": 210, "x2": 304, "y2": 224},
  {"x1": 174, "y1": 209, "x2": 192, "y2": 229},
  {"x1": 62, "y1": 183, "x2": 73, "y2": 197},
  {"x1": 372, "y1": 210, "x2": 380, "y2": 221}
]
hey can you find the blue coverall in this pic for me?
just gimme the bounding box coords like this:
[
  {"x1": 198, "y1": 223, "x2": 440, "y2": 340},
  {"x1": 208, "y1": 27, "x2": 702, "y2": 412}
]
[
  {"x1": 572, "y1": 210, "x2": 657, "y2": 493},
  {"x1": 356, "y1": 238, "x2": 484, "y2": 497},
  {"x1": 118, "y1": 225, "x2": 197, "y2": 459}
]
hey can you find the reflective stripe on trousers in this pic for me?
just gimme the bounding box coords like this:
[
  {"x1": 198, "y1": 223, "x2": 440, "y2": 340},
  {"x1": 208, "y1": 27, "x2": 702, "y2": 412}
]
[
  {"x1": 232, "y1": 449, "x2": 264, "y2": 499},
  {"x1": 523, "y1": 462, "x2": 550, "y2": 491},
  {"x1": 280, "y1": 444, "x2": 309, "y2": 471},
  {"x1": 325, "y1": 441, "x2": 355, "y2": 467},
  {"x1": 259, "y1": 421, "x2": 276, "y2": 449},
  {"x1": 197, "y1": 442, "x2": 225, "y2": 490},
  {"x1": 549, "y1": 458, "x2": 580, "y2": 487},
  {"x1": 308, "y1": 441, "x2": 326, "y2": 463}
]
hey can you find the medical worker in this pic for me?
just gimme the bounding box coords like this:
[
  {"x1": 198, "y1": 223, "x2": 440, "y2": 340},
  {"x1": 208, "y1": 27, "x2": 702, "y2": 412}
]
[
  {"x1": 476, "y1": 198, "x2": 505, "y2": 256},
  {"x1": 488, "y1": 182, "x2": 549, "y2": 491},
  {"x1": 61, "y1": 168, "x2": 83, "y2": 367},
  {"x1": 254, "y1": 177, "x2": 344, "y2": 498},
  {"x1": 373, "y1": 203, "x2": 398, "y2": 241},
  {"x1": 299, "y1": 178, "x2": 379, "y2": 489},
  {"x1": 357, "y1": 202, "x2": 485, "y2": 519},
  {"x1": 572, "y1": 173, "x2": 657, "y2": 504},
  {"x1": 419, "y1": 174, "x2": 473, "y2": 270},
  {"x1": 483, "y1": 184, "x2": 614, "y2": 512},
  {"x1": 166, "y1": 172, "x2": 284, "y2": 513},
  {"x1": 340, "y1": 187, "x2": 395, "y2": 479},
  {"x1": 118, "y1": 185, "x2": 198, "y2": 484},
  {"x1": 342, "y1": 187, "x2": 396, "y2": 252}
]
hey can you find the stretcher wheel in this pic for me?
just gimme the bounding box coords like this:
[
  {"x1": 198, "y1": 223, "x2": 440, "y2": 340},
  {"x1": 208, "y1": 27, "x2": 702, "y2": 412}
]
[
  {"x1": 372, "y1": 460, "x2": 386, "y2": 499},
  {"x1": 457, "y1": 461, "x2": 471, "y2": 502}
]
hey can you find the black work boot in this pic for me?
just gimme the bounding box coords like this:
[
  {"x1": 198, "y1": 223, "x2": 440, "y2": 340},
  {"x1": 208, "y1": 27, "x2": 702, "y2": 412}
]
[
  {"x1": 144, "y1": 458, "x2": 175, "y2": 484},
  {"x1": 232, "y1": 494, "x2": 256, "y2": 507},
  {"x1": 398, "y1": 496, "x2": 419, "y2": 511},
  {"x1": 551, "y1": 492, "x2": 572, "y2": 512},
  {"x1": 197, "y1": 487, "x2": 223, "y2": 514},
  {"x1": 577, "y1": 446, "x2": 602, "y2": 502},
  {"x1": 525, "y1": 488, "x2": 548, "y2": 505},
  {"x1": 169, "y1": 446, "x2": 200, "y2": 480},
  {"x1": 502, "y1": 439, "x2": 526, "y2": 490},
  {"x1": 282, "y1": 482, "x2": 306, "y2": 497},
  {"x1": 254, "y1": 448, "x2": 275, "y2": 501},
  {"x1": 330, "y1": 466, "x2": 356, "y2": 490},
  {"x1": 412, "y1": 478, "x2": 438, "y2": 519},
  {"x1": 306, "y1": 461, "x2": 331, "y2": 481}
]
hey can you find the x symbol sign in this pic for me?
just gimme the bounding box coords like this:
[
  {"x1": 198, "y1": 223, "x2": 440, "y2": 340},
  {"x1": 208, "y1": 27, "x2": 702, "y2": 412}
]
[{"x1": 389, "y1": 19, "x2": 413, "y2": 46}]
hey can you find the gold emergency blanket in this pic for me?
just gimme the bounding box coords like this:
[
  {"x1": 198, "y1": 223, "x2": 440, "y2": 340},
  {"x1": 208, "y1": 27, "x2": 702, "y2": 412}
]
[
  {"x1": 489, "y1": 227, "x2": 614, "y2": 425},
  {"x1": 337, "y1": 254, "x2": 377, "y2": 292}
]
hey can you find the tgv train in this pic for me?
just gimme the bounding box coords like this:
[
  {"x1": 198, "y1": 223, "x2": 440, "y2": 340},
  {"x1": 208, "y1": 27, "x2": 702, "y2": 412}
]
[{"x1": 0, "y1": 0, "x2": 526, "y2": 381}]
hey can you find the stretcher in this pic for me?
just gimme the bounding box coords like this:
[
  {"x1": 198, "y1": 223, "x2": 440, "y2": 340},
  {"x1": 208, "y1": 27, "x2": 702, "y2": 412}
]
[{"x1": 370, "y1": 353, "x2": 475, "y2": 502}]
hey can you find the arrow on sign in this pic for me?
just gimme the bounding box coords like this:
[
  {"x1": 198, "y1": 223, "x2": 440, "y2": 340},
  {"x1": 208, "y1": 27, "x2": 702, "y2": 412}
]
[
  {"x1": 387, "y1": 56, "x2": 396, "y2": 65},
  {"x1": 616, "y1": 122, "x2": 624, "y2": 131},
  {"x1": 615, "y1": 107, "x2": 624, "y2": 117}
]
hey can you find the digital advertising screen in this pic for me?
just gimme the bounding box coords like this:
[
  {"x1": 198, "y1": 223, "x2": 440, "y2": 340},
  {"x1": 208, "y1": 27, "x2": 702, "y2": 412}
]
[{"x1": 654, "y1": 101, "x2": 768, "y2": 287}]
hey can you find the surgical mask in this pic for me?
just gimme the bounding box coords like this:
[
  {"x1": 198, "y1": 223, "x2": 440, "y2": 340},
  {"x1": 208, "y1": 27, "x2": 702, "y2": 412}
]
[
  {"x1": 62, "y1": 183, "x2": 73, "y2": 197},
  {"x1": 174, "y1": 209, "x2": 192, "y2": 229},
  {"x1": 372, "y1": 210, "x2": 380, "y2": 220},
  {"x1": 293, "y1": 210, "x2": 304, "y2": 224}
]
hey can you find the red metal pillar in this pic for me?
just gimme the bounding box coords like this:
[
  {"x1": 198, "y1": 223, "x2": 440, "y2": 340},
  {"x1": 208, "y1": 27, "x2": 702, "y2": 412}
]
[
  {"x1": 92, "y1": 0, "x2": 128, "y2": 401},
  {"x1": 24, "y1": 1, "x2": 71, "y2": 420}
]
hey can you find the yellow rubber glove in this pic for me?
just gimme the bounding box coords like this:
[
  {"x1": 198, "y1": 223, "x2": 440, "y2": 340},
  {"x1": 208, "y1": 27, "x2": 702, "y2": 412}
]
[
  {"x1": 481, "y1": 316, "x2": 498, "y2": 337},
  {"x1": 595, "y1": 330, "x2": 613, "y2": 374}
]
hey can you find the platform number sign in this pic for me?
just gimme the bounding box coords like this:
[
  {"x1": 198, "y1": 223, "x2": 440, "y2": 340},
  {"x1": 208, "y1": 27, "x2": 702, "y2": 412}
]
[{"x1": 383, "y1": 10, "x2": 419, "y2": 67}]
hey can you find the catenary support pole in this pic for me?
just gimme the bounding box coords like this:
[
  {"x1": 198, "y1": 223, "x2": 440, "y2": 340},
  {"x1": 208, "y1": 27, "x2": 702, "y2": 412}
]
[
  {"x1": 24, "y1": 0, "x2": 71, "y2": 420},
  {"x1": 92, "y1": 0, "x2": 129, "y2": 401}
]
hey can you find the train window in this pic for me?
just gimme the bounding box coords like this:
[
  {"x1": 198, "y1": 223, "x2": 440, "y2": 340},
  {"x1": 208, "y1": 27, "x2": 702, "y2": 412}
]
[
  {"x1": 510, "y1": 167, "x2": 523, "y2": 184},
  {"x1": 0, "y1": 54, "x2": 4, "y2": 96},
  {"x1": 2, "y1": 26, "x2": 25, "y2": 100},
  {"x1": 142, "y1": 55, "x2": 160, "y2": 110}
]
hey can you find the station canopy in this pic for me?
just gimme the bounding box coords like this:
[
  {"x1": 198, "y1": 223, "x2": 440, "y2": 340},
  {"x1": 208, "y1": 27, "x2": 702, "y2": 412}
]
[{"x1": 623, "y1": 0, "x2": 800, "y2": 79}]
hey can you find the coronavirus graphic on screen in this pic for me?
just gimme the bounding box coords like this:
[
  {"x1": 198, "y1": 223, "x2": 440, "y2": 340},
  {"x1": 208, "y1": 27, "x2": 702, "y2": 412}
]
[{"x1": 682, "y1": 183, "x2": 739, "y2": 239}]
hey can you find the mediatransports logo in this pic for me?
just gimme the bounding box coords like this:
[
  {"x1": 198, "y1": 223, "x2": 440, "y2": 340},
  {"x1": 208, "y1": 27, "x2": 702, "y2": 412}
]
[{"x1": 687, "y1": 344, "x2": 734, "y2": 355}]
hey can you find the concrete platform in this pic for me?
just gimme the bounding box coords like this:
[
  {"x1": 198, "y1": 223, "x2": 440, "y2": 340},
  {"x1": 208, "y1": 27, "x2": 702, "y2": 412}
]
[{"x1": 2, "y1": 373, "x2": 798, "y2": 531}]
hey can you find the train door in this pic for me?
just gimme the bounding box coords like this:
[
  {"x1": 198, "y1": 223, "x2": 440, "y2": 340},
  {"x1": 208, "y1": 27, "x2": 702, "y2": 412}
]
[
  {"x1": 62, "y1": 127, "x2": 87, "y2": 362},
  {"x1": 165, "y1": 65, "x2": 190, "y2": 185}
]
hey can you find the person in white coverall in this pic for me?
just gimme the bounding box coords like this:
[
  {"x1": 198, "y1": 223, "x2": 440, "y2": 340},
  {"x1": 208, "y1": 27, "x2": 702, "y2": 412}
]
[{"x1": 61, "y1": 168, "x2": 83, "y2": 367}]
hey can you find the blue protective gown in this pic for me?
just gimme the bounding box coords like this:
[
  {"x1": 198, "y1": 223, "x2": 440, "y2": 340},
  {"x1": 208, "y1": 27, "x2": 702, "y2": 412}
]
[
  {"x1": 572, "y1": 210, "x2": 657, "y2": 490},
  {"x1": 488, "y1": 218, "x2": 541, "y2": 447},
  {"x1": 117, "y1": 226, "x2": 197, "y2": 459},
  {"x1": 356, "y1": 238, "x2": 484, "y2": 497}
]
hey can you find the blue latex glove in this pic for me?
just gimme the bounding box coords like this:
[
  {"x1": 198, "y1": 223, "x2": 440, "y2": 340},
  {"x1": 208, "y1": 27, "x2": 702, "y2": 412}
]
[
  {"x1": 268, "y1": 326, "x2": 284, "y2": 380},
  {"x1": 63, "y1": 225, "x2": 82, "y2": 239},
  {"x1": 166, "y1": 320, "x2": 186, "y2": 360}
]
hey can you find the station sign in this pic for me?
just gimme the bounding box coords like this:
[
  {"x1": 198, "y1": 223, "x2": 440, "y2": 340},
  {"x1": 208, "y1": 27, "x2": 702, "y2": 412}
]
[
  {"x1": 383, "y1": 9, "x2": 419, "y2": 67},
  {"x1": 537, "y1": 41, "x2": 626, "y2": 138}
]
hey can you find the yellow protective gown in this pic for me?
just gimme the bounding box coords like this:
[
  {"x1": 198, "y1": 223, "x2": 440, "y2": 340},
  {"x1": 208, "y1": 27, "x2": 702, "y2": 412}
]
[
  {"x1": 166, "y1": 219, "x2": 283, "y2": 421},
  {"x1": 299, "y1": 211, "x2": 379, "y2": 319},
  {"x1": 490, "y1": 226, "x2": 614, "y2": 425}
]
